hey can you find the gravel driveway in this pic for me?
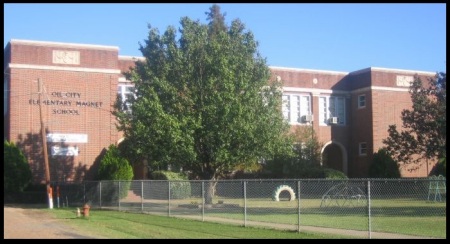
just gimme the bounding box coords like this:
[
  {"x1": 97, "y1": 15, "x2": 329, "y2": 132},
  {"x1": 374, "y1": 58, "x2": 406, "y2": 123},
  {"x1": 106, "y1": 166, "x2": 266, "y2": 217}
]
[{"x1": 3, "y1": 205, "x2": 103, "y2": 239}]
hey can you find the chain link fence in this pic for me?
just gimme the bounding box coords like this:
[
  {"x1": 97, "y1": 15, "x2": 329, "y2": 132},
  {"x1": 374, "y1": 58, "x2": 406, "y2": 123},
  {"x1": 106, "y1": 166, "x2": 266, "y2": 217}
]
[{"x1": 52, "y1": 178, "x2": 446, "y2": 239}]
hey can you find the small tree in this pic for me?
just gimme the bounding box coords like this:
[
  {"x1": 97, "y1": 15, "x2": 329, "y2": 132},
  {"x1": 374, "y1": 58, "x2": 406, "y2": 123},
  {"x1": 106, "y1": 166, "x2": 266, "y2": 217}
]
[
  {"x1": 431, "y1": 156, "x2": 446, "y2": 177},
  {"x1": 369, "y1": 148, "x2": 401, "y2": 178},
  {"x1": 4, "y1": 140, "x2": 32, "y2": 193},
  {"x1": 97, "y1": 144, "x2": 134, "y2": 199},
  {"x1": 264, "y1": 126, "x2": 325, "y2": 178},
  {"x1": 285, "y1": 126, "x2": 322, "y2": 178},
  {"x1": 291, "y1": 126, "x2": 322, "y2": 166}
]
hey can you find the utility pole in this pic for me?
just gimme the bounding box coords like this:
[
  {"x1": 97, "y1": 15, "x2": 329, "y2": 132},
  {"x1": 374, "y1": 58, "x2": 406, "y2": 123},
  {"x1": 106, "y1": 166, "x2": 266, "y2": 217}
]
[{"x1": 38, "y1": 78, "x2": 53, "y2": 209}]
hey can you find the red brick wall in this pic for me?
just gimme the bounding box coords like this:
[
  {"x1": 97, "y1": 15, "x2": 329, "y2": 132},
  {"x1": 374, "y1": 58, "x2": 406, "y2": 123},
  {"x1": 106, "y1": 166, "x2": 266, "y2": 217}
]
[
  {"x1": 270, "y1": 67, "x2": 348, "y2": 90},
  {"x1": 118, "y1": 56, "x2": 143, "y2": 74},
  {"x1": 348, "y1": 68, "x2": 437, "y2": 177},
  {"x1": 6, "y1": 40, "x2": 122, "y2": 183},
  {"x1": 349, "y1": 90, "x2": 373, "y2": 177},
  {"x1": 369, "y1": 69, "x2": 436, "y2": 177},
  {"x1": 272, "y1": 67, "x2": 437, "y2": 178},
  {"x1": 10, "y1": 40, "x2": 119, "y2": 69}
]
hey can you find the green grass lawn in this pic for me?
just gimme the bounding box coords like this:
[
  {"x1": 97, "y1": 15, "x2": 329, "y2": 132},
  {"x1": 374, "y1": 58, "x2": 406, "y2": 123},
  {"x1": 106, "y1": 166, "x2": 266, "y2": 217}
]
[
  {"x1": 46, "y1": 195, "x2": 446, "y2": 239},
  {"x1": 47, "y1": 207, "x2": 354, "y2": 239},
  {"x1": 143, "y1": 197, "x2": 446, "y2": 238}
]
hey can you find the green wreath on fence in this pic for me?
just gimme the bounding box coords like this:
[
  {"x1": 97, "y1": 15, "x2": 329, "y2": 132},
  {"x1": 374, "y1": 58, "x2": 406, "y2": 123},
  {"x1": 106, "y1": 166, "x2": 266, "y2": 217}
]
[{"x1": 272, "y1": 185, "x2": 296, "y2": 201}]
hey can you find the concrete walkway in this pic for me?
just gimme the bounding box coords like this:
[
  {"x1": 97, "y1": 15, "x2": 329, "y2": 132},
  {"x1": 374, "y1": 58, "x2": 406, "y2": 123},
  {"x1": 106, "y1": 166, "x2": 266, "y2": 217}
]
[{"x1": 172, "y1": 214, "x2": 441, "y2": 239}]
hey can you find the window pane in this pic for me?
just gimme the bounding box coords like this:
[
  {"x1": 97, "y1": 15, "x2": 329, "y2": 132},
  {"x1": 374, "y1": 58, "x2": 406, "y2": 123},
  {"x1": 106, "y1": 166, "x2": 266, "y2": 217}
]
[
  {"x1": 359, "y1": 95, "x2": 366, "y2": 108},
  {"x1": 359, "y1": 143, "x2": 367, "y2": 155},
  {"x1": 291, "y1": 95, "x2": 300, "y2": 123},
  {"x1": 337, "y1": 97, "x2": 345, "y2": 124},
  {"x1": 282, "y1": 95, "x2": 289, "y2": 121},
  {"x1": 300, "y1": 96, "x2": 310, "y2": 119},
  {"x1": 329, "y1": 97, "x2": 335, "y2": 117},
  {"x1": 118, "y1": 84, "x2": 135, "y2": 112},
  {"x1": 125, "y1": 86, "x2": 134, "y2": 92},
  {"x1": 319, "y1": 97, "x2": 327, "y2": 124}
]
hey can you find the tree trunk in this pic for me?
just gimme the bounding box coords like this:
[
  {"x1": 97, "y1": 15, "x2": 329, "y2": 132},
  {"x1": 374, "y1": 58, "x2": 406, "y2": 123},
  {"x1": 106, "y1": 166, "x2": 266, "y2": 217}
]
[{"x1": 204, "y1": 180, "x2": 217, "y2": 205}]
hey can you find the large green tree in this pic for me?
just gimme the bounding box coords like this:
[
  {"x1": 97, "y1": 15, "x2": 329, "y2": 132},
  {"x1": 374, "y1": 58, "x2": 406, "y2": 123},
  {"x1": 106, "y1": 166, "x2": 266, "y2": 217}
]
[
  {"x1": 114, "y1": 4, "x2": 291, "y2": 202},
  {"x1": 4, "y1": 140, "x2": 32, "y2": 193},
  {"x1": 383, "y1": 72, "x2": 446, "y2": 173}
]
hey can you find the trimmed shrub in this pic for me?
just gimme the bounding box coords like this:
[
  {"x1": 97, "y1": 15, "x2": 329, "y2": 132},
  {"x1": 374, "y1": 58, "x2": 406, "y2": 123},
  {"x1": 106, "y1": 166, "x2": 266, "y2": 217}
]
[
  {"x1": 97, "y1": 144, "x2": 134, "y2": 199},
  {"x1": 151, "y1": 171, "x2": 191, "y2": 199},
  {"x1": 430, "y1": 157, "x2": 446, "y2": 177},
  {"x1": 369, "y1": 148, "x2": 401, "y2": 178},
  {"x1": 323, "y1": 168, "x2": 348, "y2": 179}
]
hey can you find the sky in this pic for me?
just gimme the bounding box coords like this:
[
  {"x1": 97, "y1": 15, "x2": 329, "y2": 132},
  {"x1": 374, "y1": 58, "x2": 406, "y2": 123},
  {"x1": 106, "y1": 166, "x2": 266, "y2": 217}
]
[{"x1": 4, "y1": 3, "x2": 446, "y2": 73}]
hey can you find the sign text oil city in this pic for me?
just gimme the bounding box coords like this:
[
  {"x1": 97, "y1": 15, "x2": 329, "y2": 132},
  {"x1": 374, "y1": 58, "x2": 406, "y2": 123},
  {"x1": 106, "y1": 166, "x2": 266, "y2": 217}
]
[{"x1": 29, "y1": 91, "x2": 103, "y2": 115}]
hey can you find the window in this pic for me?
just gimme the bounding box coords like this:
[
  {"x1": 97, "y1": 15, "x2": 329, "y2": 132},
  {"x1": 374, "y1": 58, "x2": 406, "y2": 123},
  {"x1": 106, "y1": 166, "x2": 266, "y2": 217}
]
[
  {"x1": 117, "y1": 83, "x2": 135, "y2": 112},
  {"x1": 319, "y1": 96, "x2": 345, "y2": 125},
  {"x1": 359, "y1": 142, "x2": 367, "y2": 156},
  {"x1": 261, "y1": 86, "x2": 278, "y2": 106},
  {"x1": 358, "y1": 94, "x2": 366, "y2": 108},
  {"x1": 282, "y1": 94, "x2": 311, "y2": 124},
  {"x1": 293, "y1": 142, "x2": 308, "y2": 159}
]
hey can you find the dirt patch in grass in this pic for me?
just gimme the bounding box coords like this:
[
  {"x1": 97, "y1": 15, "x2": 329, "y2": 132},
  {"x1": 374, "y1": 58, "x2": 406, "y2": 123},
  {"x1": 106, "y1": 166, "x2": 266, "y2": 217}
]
[{"x1": 4, "y1": 204, "x2": 104, "y2": 239}]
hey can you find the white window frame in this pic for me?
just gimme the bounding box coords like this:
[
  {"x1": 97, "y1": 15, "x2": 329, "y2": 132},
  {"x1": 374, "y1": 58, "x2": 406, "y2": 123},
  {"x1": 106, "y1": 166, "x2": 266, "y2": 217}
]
[
  {"x1": 319, "y1": 95, "x2": 346, "y2": 126},
  {"x1": 359, "y1": 142, "x2": 367, "y2": 156},
  {"x1": 358, "y1": 94, "x2": 366, "y2": 109},
  {"x1": 282, "y1": 93, "x2": 311, "y2": 124},
  {"x1": 118, "y1": 83, "x2": 135, "y2": 112}
]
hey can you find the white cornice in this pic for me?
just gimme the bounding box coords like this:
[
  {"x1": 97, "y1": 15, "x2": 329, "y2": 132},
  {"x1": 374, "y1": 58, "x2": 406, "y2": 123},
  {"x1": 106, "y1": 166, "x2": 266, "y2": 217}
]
[
  {"x1": 349, "y1": 67, "x2": 436, "y2": 76},
  {"x1": 283, "y1": 86, "x2": 411, "y2": 94},
  {"x1": 119, "y1": 55, "x2": 146, "y2": 61},
  {"x1": 269, "y1": 66, "x2": 349, "y2": 75},
  {"x1": 9, "y1": 39, "x2": 119, "y2": 51},
  {"x1": 270, "y1": 66, "x2": 435, "y2": 76},
  {"x1": 283, "y1": 87, "x2": 349, "y2": 95},
  {"x1": 351, "y1": 86, "x2": 410, "y2": 93},
  {"x1": 9, "y1": 64, "x2": 120, "y2": 74}
]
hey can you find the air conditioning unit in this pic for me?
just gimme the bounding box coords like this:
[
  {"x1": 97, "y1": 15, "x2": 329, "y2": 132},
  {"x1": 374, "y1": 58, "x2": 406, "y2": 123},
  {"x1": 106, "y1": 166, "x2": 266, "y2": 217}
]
[
  {"x1": 329, "y1": 117, "x2": 338, "y2": 124},
  {"x1": 302, "y1": 114, "x2": 313, "y2": 123}
]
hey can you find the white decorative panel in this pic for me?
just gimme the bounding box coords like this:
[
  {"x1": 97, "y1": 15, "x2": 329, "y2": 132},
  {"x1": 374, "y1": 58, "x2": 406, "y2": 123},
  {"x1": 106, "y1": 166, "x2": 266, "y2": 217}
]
[
  {"x1": 52, "y1": 50, "x2": 80, "y2": 64},
  {"x1": 396, "y1": 75, "x2": 414, "y2": 87}
]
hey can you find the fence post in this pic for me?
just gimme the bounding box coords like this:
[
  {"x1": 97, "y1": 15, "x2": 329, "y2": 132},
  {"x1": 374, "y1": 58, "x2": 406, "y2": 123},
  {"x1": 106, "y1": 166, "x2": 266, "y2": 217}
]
[
  {"x1": 168, "y1": 181, "x2": 171, "y2": 217},
  {"x1": 202, "y1": 181, "x2": 205, "y2": 222},
  {"x1": 367, "y1": 180, "x2": 371, "y2": 239},
  {"x1": 297, "y1": 180, "x2": 301, "y2": 233},
  {"x1": 118, "y1": 181, "x2": 121, "y2": 211},
  {"x1": 243, "y1": 181, "x2": 247, "y2": 227},
  {"x1": 141, "y1": 180, "x2": 144, "y2": 212},
  {"x1": 99, "y1": 181, "x2": 102, "y2": 208}
]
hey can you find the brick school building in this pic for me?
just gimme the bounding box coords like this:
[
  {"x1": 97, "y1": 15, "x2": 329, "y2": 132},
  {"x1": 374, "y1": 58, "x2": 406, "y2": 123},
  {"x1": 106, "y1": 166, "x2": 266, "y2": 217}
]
[{"x1": 4, "y1": 39, "x2": 437, "y2": 183}]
